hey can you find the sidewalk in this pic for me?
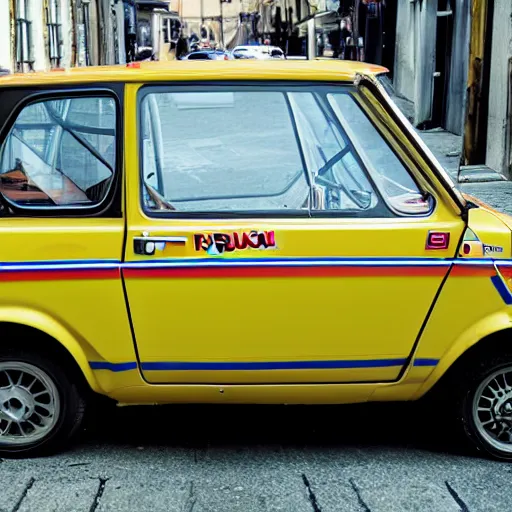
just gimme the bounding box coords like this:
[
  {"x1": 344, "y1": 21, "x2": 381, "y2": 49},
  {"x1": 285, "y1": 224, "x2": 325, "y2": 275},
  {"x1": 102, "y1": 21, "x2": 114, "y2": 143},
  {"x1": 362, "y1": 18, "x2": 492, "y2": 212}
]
[
  {"x1": 417, "y1": 129, "x2": 462, "y2": 179},
  {"x1": 459, "y1": 181, "x2": 512, "y2": 215},
  {"x1": 392, "y1": 94, "x2": 512, "y2": 216},
  {"x1": 416, "y1": 129, "x2": 512, "y2": 215},
  {"x1": 391, "y1": 93, "x2": 462, "y2": 179}
]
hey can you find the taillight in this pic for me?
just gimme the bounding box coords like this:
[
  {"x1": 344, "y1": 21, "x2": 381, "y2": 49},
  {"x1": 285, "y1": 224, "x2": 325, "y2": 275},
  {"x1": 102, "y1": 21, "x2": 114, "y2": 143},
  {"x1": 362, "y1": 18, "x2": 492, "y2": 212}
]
[{"x1": 224, "y1": 55, "x2": 229, "y2": 60}]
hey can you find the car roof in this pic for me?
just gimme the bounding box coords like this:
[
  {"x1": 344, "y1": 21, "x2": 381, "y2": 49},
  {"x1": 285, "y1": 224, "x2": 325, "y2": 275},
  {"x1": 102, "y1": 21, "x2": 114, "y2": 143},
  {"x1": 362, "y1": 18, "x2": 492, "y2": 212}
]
[{"x1": 0, "y1": 60, "x2": 388, "y2": 87}]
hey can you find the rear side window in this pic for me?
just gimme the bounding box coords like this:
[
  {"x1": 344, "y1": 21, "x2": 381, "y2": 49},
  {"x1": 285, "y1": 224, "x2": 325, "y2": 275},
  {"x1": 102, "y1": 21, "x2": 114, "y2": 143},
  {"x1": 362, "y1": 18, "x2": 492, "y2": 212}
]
[
  {"x1": 0, "y1": 96, "x2": 116, "y2": 208},
  {"x1": 139, "y1": 85, "x2": 430, "y2": 217}
]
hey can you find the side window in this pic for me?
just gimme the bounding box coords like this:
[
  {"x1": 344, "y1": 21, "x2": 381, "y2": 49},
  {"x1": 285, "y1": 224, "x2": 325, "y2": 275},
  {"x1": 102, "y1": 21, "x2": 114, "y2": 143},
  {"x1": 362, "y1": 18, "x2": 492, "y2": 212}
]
[
  {"x1": 0, "y1": 96, "x2": 116, "y2": 208},
  {"x1": 140, "y1": 90, "x2": 310, "y2": 213},
  {"x1": 140, "y1": 86, "x2": 428, "y2": 217},
  {"x1": 327, "y1": 94, "x2": 429, "y2": 214},
  {"x1": 287, "y1": 92, "x2": 379, "y2": 213}
]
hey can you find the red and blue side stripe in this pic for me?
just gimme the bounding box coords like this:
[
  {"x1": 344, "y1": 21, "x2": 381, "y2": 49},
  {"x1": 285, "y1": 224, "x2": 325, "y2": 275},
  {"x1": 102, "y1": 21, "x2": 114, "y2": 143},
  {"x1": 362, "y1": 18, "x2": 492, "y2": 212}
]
[
  {"x1": 89, "y1": 358, "x2": 440, "y2": 372},
  {"x1": 0, "y1": 257, "x2": 509, "y2": 303},
  {"x1": 492, "y1": 264, "x2": 512, "y2": 305},
  {"x1": 0, "y1": 256, "x2": 500, "y2": 280},
  {"x1": 122, "y1": 259, "x2": 450, "y2": 279},
  {"x1": 0, "y1": 256, "x2": 507, "y2": 374},
  {"x1": 0, "y1": 260, "x2": 121, "y2": 281}
]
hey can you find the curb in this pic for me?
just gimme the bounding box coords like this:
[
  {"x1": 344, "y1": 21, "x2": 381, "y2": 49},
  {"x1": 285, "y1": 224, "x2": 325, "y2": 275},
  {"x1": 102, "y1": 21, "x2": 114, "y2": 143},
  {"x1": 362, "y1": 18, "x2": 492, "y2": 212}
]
[{"x1": 457, "y1": 165, "x2": 508, "y2": 183}]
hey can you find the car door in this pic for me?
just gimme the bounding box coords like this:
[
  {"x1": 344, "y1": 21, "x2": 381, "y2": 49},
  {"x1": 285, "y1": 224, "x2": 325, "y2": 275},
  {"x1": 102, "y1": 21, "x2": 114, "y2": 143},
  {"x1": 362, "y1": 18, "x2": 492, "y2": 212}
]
[{"x1": 123, "y1": 81, "x2": 465, "y2": 385}]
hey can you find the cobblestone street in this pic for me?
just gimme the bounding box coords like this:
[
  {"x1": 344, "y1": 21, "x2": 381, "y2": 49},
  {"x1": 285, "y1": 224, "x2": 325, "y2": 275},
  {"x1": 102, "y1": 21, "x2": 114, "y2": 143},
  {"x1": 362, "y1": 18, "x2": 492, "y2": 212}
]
[{"x1": 2, "y1": 404, "x2": 512, "y2": 512}]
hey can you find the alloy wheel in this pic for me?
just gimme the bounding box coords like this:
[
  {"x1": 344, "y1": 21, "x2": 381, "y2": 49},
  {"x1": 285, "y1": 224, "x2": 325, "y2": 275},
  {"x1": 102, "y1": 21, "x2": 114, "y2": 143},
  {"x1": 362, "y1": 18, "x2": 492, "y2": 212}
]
[
  {"x1": 473, "y1": 366, "x2": 512, "y2": 454},
  {"x1": 0, "y1": 361, "x2": 60, "y2": 446}
]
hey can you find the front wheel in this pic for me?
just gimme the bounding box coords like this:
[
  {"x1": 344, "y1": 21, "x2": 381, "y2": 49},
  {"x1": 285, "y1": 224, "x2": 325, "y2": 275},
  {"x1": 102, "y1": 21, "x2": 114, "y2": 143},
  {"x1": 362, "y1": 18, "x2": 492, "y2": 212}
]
[
  {"x1": 0, "y1": 349, "x2": 86, "y2": 457},
  {"x1": 457, "y1": 354, "x2": 512, "y2": 461}
]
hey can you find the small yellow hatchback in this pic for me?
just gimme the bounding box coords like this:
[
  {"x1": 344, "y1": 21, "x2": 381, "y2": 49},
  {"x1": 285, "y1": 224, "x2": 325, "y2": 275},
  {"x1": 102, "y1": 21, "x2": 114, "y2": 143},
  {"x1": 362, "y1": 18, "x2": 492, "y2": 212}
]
[{"x1": 1, "y1": 60, "x2": 512, "y2": 460}]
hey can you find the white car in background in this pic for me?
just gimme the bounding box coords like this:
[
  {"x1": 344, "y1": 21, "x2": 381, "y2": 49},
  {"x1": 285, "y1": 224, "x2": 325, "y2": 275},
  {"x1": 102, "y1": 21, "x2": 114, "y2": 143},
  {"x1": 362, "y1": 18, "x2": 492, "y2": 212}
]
[{"x1": 231, "y1": 45, "x2": 286, "y2": 60}]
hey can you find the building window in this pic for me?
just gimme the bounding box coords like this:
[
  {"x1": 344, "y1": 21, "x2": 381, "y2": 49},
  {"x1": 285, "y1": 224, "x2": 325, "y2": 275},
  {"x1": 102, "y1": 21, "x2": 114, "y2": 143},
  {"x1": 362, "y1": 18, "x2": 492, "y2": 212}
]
[
  {"x1": 137, "y1": 19, "x2": 152, "y2": 49},
  {"x1": 46, "y1": 0, "x2": 62, "y2": 67},
  {"x1": 162, "y1": 19, "x2": 170, "y2": 44},
  {"x1": 15, "y1": 0, "x2": 33, "y2": 71}
]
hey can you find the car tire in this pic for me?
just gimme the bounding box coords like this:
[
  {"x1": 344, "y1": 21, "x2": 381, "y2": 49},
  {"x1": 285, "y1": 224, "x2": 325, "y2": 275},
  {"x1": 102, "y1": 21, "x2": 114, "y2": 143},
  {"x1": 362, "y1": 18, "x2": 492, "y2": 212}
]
[
  {"x1": 0, "y1": 347, "x2": 86, "y2": 458},
  {"x1": 452, "y1": 352, "x2": 512, "y2": 461}
]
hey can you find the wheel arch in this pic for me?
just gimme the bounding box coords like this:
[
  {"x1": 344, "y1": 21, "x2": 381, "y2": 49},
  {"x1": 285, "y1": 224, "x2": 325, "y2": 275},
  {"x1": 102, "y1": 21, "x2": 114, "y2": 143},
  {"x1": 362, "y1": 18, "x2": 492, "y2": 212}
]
[
  {"x1": 412, "y1": 311, "x2": 512, "y2": 399},
  {"x1": 0, "y1": 307, "x2": 102, "y2": 394}
]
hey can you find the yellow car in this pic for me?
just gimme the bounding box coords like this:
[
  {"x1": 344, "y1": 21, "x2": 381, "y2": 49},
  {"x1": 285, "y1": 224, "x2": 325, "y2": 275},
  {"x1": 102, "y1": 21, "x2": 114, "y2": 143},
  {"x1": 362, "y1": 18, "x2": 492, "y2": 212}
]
[{"x1": 1, "y1": 60, "x2": 512, "y2": 460}]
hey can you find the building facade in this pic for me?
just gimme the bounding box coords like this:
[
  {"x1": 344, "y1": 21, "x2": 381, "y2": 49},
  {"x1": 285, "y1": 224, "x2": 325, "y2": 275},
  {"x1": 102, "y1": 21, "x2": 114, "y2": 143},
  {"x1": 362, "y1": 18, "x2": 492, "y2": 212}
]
[
  {"x1": 0, "y1": 0, "x2": 177, "y2": 72},
  {"x1": 486, "y1": 1, "x2": 512, "y2": 177},
  {"x1": 0, "y1": 0, "x2": 75, "y2": 72},
  {"x1": 394, "y1": 0, "x2": 471, "y2": 134},
  {"x1": 394, "y1": 0, "x2": 511, "y2": 179}
]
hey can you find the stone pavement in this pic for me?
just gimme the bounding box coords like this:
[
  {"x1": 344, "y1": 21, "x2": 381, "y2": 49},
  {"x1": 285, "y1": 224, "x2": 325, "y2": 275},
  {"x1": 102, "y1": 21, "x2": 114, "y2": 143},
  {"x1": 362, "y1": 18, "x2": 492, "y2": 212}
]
[
  {"x1": 417, "y1": 129, "x2": 463, "y2": 178},
  {"x1": 384, "y1": 81, "x2": 466, "y2": 180},
  {"x1": 459, "y1": 181, "x2": 512, "y2": 215},
  {"x1": 1, "y1": 404, "x2": 512, "y2": 512},
  {"x1": 395, "y1": 90, "x2": 512, "y2": 216},
  {"x1": 418, "y1": 128, "x2": 512, "y2": 216}
]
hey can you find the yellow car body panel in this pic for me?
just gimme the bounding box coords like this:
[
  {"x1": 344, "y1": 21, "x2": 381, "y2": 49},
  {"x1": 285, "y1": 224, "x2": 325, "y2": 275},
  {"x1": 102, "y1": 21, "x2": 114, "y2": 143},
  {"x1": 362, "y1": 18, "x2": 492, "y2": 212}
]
[
  {"x1": 0, "y1": 218, "x2": 134, "y2": 394},
  {"x1": 122, "y1": 82, "x2": 465, "y2": 386},
  {"x1": 0, "y1": 60, "x2": 388, "y2": 87},
  {"x1": 0, "y1": 305, "x2": 100, "y2": 392},
  {"x1": 409, "y1": 206, "x2": 512, "y2": 398},
  {"x1": 0, "y1": 62, "x2": 511, "y2": 408}
]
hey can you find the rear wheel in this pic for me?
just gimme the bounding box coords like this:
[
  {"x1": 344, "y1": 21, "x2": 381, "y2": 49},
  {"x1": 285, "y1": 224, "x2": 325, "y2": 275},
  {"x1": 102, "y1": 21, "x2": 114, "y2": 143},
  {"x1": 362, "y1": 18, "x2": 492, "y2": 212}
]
[{"x1": 0, "y1": 349, "x2": 86, "y2": 457}]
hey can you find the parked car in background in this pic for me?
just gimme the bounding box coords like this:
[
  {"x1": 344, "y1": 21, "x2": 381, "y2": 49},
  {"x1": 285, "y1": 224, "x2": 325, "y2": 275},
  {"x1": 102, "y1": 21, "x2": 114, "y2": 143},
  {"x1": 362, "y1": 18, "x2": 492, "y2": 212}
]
[
  {"x1": 231, "y1": 48, "x2": 258, "y2": 60},
  {"x1": 3, "y1": 60, "x2": 512, "y2": 463},
  {"x1": 231, "y1": 45, "x2": 286, "y2": 60},
  {"x1": 180, "y1": 50, "x2": 231, "y2": 61}
]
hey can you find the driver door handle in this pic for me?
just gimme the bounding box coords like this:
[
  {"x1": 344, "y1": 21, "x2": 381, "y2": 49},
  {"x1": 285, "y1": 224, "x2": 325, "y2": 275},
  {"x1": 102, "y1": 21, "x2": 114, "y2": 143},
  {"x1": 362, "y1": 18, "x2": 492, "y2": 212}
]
[{"x1": 134, "y1": 235, "x2": 187, "y2": 255}]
